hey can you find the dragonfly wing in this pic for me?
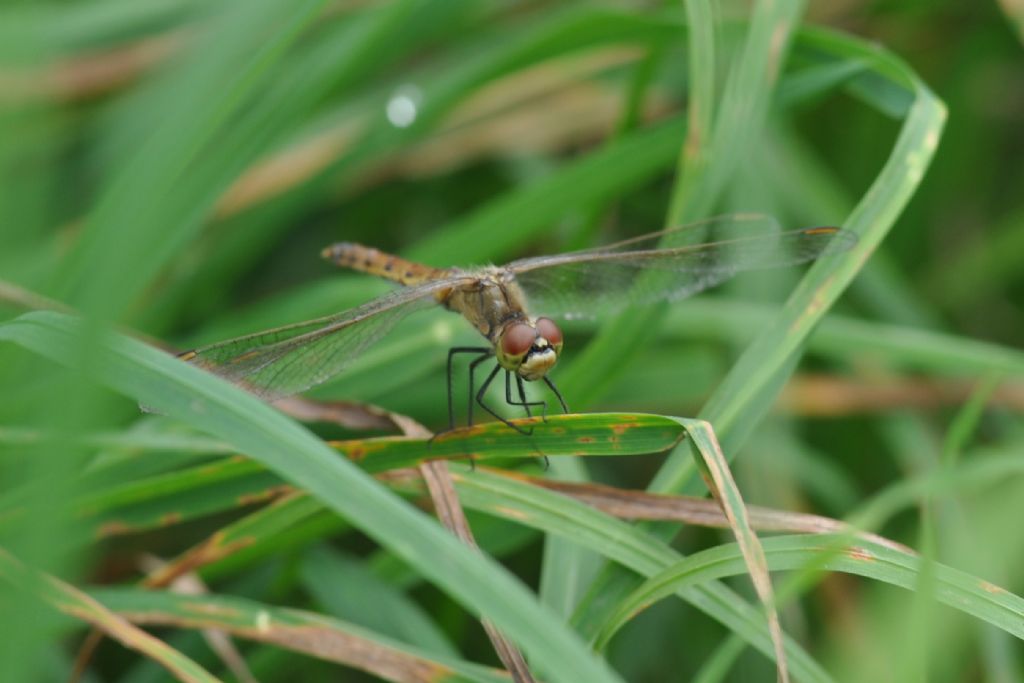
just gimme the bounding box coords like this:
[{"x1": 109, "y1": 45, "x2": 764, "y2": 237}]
[
  {"x1": 181, "y1": 277, "x2": 465, "y2": 401},
  {"x1": 507, "y1": 217, "x2": 855, "y2": 320},
  {"x1": 540, "y1": 214, "x2": 786, "y2": 255}
]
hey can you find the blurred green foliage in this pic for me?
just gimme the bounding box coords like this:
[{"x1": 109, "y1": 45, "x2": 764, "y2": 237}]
[{"x1": 1, "y1": 1, "x2": 1023, "y2": 682}]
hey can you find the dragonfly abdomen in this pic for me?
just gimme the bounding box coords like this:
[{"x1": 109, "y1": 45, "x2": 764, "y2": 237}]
[{"x1": 322, "y1": 242, "x2": 448, "y2": 286}]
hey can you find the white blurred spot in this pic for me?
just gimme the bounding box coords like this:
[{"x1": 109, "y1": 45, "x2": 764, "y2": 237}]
[
  {"x1": 386, "y1": 85, "x2": 421, "y2": 128},
  {"x1": 256, "y1": 610, "x2": 271, "y2": 632},
  {"x1": 431, "y1": 319, "x2": 453, "y2": 344}
]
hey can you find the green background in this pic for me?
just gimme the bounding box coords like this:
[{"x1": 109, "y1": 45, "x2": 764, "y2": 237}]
[{"x1": 1, "y1": 1, "x2": 1022, "y2": 681}]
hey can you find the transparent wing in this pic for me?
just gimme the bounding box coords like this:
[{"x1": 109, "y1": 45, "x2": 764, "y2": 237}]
[
  {"x1": 505, "y1": 215, "x2": 856, "y2": 320},
  {"x1": 180, "y1": 277, "x2": 465, "y2": 401}
]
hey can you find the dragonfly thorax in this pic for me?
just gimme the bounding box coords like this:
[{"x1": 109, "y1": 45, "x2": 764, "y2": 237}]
[{"x1": 495, "y1": 317, "x2": 564, "y2": 381}]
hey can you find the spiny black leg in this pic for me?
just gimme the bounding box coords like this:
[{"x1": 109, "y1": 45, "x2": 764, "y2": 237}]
[
  {"x1": 477, "y1": 363, "x2": 531, "y2": 435},
  {"x1": 506, "y1": 372, "x2": 547, "y2": 420},
  {"x1": 467, "y1": 353, "x2": 493, "y2": 427},
  {"x1": 516, "y1": 375, "x2": 550, "y2": 471},
  {"x1": 543, "y1": 375, "x2": 570, "y2": 414},
  {"x1": 445, "y1": 347, "x2": 491, "y2": 431},
  {"x1": 464, "y1": 354, "x2": 491, "y2": 472},
  {"x1": 520, "y1": 374, "x2": 549, "y2": 421},
  {"x1": 509, "y1": 372, "x2": 529, "y2": 417}
]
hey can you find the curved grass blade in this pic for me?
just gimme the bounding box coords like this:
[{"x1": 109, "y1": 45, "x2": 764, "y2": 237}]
[
  {"x1": 557, "y1": 1, "x2": 805, "y2": 406},
  {"x1": 75, "y1": 459, "x2": 285, "y2": 539},
  {"x1": 0, "y1": 310, "x2": 623, "y2": 683},
  {"x1": 70, "y1": 491, "x2": 327, "y2": 683},
  {"x1": 57, "y1": 412, "x2": 686, "y2": 542},
  {"x1": 145, "y1": 491, "x2": 322, "y2": 588},
  {"x1": 90, "y1": 587, "x2": 510, "y2": 683},
  {"x1": 655, "y1": 24, "x2": 947, "y2": 495},
  {"x1": 652, "y1": 299, "x2": 1024, "y2": 377},
  {"x1": 72, "y1": 424, "x2": 916, "y2": 581},
  {"x1": 562, "y1": 0, "x2": 816, "y2": 650},
  {"x1": 418, "y1": 458, "x2": 536, "y2": 681},
  {"x1": 0, "y1": 548, "x2": 218, "y2": 683},
  {"x1": 675, "y1": 417, "x2": 788, "y2": 683},
  {"x1": 56, "y1": 0, "x2": 332, "y2": 319},
  {"x1": 301, "y1": 545, "x2": 459, "y2": 657},
  {"x1": 573, "y1": 18, "x2": 948, "y2": 646},
  {"x1": 592, "y1": 534, "x2": 1024, "y2": 651},
  {"x1": 522, "y1": 477, "x2": 909, "y2": 553},
  {"x1": 454, "y1": 466, "x2": 1024, "y2": 678},
  {"x1": 451, "y1": 467, "x2": 834, "y2": 682}
]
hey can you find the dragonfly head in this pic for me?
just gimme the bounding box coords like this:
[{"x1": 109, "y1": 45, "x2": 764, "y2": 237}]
[{"x1": 496, "y1": 317, "x2": 563, "y2": 381}]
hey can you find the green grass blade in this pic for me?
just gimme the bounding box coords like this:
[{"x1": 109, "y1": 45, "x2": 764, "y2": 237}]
[
  {"x1": 0, "y1": 310, "x2": 623, "y2": 683},
  {"x1": 56, "y1": 0, "x2": 331, "y2": 319},
  {"x1": 90, "y1": 587, "x2": 510, "y2": 683},
  {"x1": 409, "y1": 116, "x2": 687, "y2": 265},
  {"x1": 654, "y1": 47, "x2": 946, "y2": 496},
  {"x1": 651, "y1": 300, "x2": 1024, "y2": 376},
  {"x1": 63, "y1": 413, "x2": 686, "y2": 540},
  {"x1": 593, "y1": 534, "x2": 1024, "y2": 647},
  {"x1": 556, "y1": 0, "x2": 805, "y2": 410},
  {"x1": 453, "y1": 468, "x2": 834, "y2": 682},
  {"x1": 0, "y1": 549, "x2": 218, "y2": 683},
  {"x1": 300, "y1": 545, "x2": 459, "y2": 657},
  {"x1": 674, "y1": 417, "x2": 789, "y2": 682},
  {"x1": 572, "y1": 27, "x2": 946, "y2": 644}
]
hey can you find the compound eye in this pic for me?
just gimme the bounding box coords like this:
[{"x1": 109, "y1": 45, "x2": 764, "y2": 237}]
[
  {"x1": 501, "y1": 323, "x2": 536, "y2": 357},
  {"x1": 536, "y1": 317, "x2": 562, "y2": 346}
]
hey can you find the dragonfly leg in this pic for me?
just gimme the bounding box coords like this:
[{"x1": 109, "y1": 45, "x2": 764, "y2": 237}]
[
  {"x1": 445, "y1": 346, "x2": 491, "y2": 430},
  {"x1": 543, "y1": 375, "x2": 570, "y2": 414},
  {"x1": 477, "y1": 364, "x2": 531, "y2": 435},
  {"x1": 466, "y1": 353, "x2": 494, "y2": 427},
  {"x1": 506, "y1": 372, "x2": 547, "y2": 421},
  {"x1": 513, "y1": 373, "x2": 550, "y2": 470}
]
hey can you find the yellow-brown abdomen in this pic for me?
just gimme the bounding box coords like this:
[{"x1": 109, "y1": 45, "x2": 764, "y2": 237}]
[{"x1": 321, "y1": 242, "x2": 448, "y2": 287}]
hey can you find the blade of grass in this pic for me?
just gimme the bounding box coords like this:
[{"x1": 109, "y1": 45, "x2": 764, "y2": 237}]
[
  {"x1": 301, "y1": 545, "x2": 458, "y2": 658},
  {"x1": 143, "y1": 7, "x2": 689, "y2": 327},
  {"x1": 941, "y1": 373, "x2": 1003, "y2": 466},
  {"x1": 676, "y1": 417, "x2": 789, "y2": 683},
  {"x1": 566, "y1": 0, "x2": 823, "y2": 646},
  {"x1": 651, "y1": 299, "x2": 1024, "y2": 377},
  {"x1": 90, "y1": 587, "x2": 510, "y2": 683},
  {"x1": 692, "y1": 635, "x2": 748, "y2": 683},
  {"x1": 58, "y1": 414, "x2": 913, "y2": 561},
  {"x1": 572, "y1": 32, "x2": 949, "y2": 644},
  {"x1": 539, "y1": 0, "x2": 713, "y2": 625},
  {"x1": 55, "y1": 0, "x2": 332, "y2": 319},
  {"x1": 452, "y1": 467, "x2": 833, "y2": 682},
  {"x1": 145, "y1": 491, "x2": 321, "y2": 588},
  {"x1": 557, "y1": 1, "x2": 805, "y2": 407},
  {"x1": 408, "y1": 115, "x2": 687, "y2": 265},
  {"x1": 59, "y1": 412, "x2": 688, "y2": 540},
  {"x1": 0, "y1": 548, "x2": 218, "y2": 683},
  {"x1": 0, "y1": 310, "x2": 624, "y2": 683},
  {"x1": 456, "y1": 466, "x2": 1024, "y2": 673},
  {"x1": 656, "y1": 29, "x2": 946, "y2": 494},
  {"x1": 418, "y1": 457, "x2": 537, "y2": 682},
  {"x1": 592, "y1": 534, "x2": 1024, "y2": 650}
]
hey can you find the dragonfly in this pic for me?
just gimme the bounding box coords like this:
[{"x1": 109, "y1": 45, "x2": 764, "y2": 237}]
[{"x1": 179, "y1": 215, "x2": 855, "y2": 433}]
